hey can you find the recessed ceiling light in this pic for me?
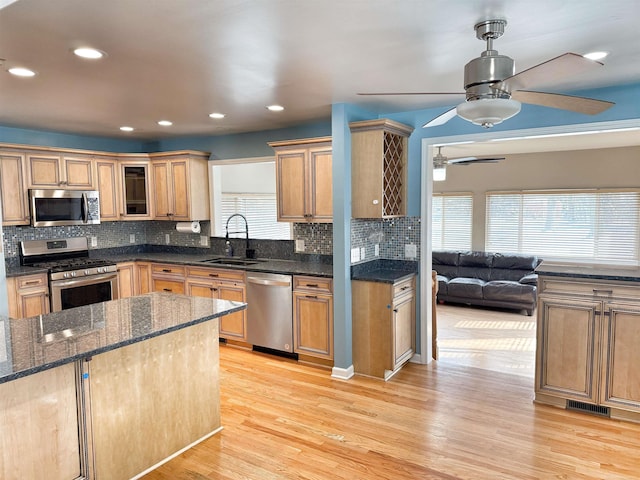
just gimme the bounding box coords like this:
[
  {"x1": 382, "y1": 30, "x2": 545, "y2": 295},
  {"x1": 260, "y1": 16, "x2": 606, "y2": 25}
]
[
  {"x1": 158, "y1": 120, "x2": 173, "y2": 126},
  {"x1": 120, "y1": 126, "x2": 134, "y2": 132},
  {"x1": 584, "y1": 51, "x2": 609, "y2": 61},
  {"x1": 266, "y1": 105, "x2": 284, "y2": 112},
  {"x1": 209, "y1": 112, "x2": 225, "y2": 119},
  {"x1": 73, "y1": 47, "x2": 106, "y2": 59},
  {"x1": 8, "y1": 67, "x2": 36, "y2": 77}
]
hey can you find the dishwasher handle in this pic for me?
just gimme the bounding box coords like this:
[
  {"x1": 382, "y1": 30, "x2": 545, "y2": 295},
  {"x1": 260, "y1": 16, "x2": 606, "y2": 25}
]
[{"x1": 247, "y1": 276, "x2": 291, "y2": 287}]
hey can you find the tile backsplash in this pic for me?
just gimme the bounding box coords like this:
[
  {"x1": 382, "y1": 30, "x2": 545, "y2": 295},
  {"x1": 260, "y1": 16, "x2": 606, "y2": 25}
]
[{"x1": 351, "y1": 217, "x2": 421, "y2": 265}]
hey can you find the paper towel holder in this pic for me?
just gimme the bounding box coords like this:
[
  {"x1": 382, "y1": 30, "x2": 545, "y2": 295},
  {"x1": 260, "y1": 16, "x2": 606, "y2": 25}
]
[{"x1": 175, "y1": 221, "x2": 201, "y2": 234}]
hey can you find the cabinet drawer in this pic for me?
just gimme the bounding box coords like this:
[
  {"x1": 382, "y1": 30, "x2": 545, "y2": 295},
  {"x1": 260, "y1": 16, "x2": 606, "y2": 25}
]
[
  {"x1": 152, "y1": 278, "x2": 185, "y2": 294},
  {"x1": 540, "y1": 277, "x2": 640, "y2": 301},
  {"x1": 186, "y1": 266, "x2": 245, "y2": 282},
  {"x1": 293, "y1": 275, "x2": 332, "y2": 293},
  {"x1": 393, "y1": 276, "x2": 415, "y2": 298},
  {"x1": 16, "y1": 274, "x2": 47, "y2": 290},
  {"x1": 151, "y1": 264, "x2": 185, "y2": 277}
]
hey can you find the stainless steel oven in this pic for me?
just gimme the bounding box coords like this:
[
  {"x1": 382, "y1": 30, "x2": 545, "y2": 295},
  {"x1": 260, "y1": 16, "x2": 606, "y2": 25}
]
[{"x1": 20, "y1": 237, "x2": 118, "y2": 312}]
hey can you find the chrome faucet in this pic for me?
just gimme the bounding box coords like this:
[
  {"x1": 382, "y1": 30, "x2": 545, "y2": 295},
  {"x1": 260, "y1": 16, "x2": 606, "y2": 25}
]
[{"x1": 225, "y1": 214, "x2": 255, "y2": 258}]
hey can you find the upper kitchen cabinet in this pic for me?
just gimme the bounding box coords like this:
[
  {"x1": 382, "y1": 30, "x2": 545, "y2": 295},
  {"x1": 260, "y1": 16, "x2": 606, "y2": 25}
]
[
  {"x1": 0, "y1": 150, "x2": 29, "y2": 225},
  {"x1": 95, "y1": 156, "x2": 120, "y2": 222},
  {"x1": 26, "y1": 151, "x2": 94, "y2": 189},
  {"x1": 268, "y1": 137, "x2": 332, "y2": 223},
  {"x1": 350, "y1": 119, "x2": 413, "y2": 219},
  {"x1": 118, "y1": 155, "x2": 153, "y2": 220},
  {"x1": 150, "y1": 151, "x2": 210, "y2": 221}
]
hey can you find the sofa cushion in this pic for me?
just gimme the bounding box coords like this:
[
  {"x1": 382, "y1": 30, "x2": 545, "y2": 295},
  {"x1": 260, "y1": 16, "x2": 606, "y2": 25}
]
[
  {"x1": 492, "y1": 253, "x2": 539, "y2": 270},
  {"x1": 459, "y1": 251, "x2": 493, "y2": 268},
  {"x1": 483, "y1": 280, "x2": 537, "y2": 303},
  {"x1": 433, "y1": 250, "x2": 460, "y2": 267},
  {"x1": 490, "y1": 267, "x2": 533, "y2": 282},
  {"x1": 447, "y1": 277, "x2": 485, "y2": 299},
  {"x1": 436, "y1": 275, "x2": 449, "y2": 296},
  {"x1": 519, "y1": 273, "x2": 538, "y2": 286}
]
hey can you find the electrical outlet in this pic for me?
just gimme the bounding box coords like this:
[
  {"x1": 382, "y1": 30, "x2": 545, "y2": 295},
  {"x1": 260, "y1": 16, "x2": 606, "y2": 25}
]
[
  {"x1": 405, "y1": 243, "x2": 417, "y2": 259},
  {"x1": 200, "y1": 235, "x2": 208, "y2": 246},
  {"x1": 360, "y1": 247, "x2": 366, "y2": 260},
  {"x1": 350, "y1": 247, "x2": 360, "y2": 263},
  {"x1": 129, "y1": 234, "x2": 136, "y2": 244},
  {"x1": 295, "y1": 239, "x2": 305, "y2": 252},
  {"x1": 375, "y1": 244, "x2": 380, "y2": 257},
  {"x1": 90, "y1": 236, "x2": 97, "y2": 247},
  {"x1": 165, "y1": 233, "x2": 170, "y2": 244}
]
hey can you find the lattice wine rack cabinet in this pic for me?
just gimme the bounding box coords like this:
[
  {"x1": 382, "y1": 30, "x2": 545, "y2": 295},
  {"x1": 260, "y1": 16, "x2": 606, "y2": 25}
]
[{"x1": 350, "y1": 119, "x2": 414, "y2": 219}]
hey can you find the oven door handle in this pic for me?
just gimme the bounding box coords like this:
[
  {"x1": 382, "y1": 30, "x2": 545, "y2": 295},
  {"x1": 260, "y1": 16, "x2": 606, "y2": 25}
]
[
  {"x1": 82, "y1": 192, "x2": 89, "y2": 224},
  {"x1": 50, "y1": 271, "x2": 118, "y2": 289}
]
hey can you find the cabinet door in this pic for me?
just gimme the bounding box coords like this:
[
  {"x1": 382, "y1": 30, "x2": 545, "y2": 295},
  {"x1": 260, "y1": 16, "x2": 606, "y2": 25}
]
[
  {"x1": 170, "y1": 160, "x2": 190, "y2": 220},
  {"x1": 96, "y1": 158, "x2": 120, "y2": 221},
  {"x1": 276, "y1": 150, "x2": 306, "y2": 221},
  {"x1": 20, "y1": 289, "x2": 50, "y2": 318},
  {"x1": 152, "y1": 161, "x2": 171, "y2": 219},
  {"x1": 392, "y1": 292, "x2": 415, "y2": 369},
  {"x1": 121, "y1": 163, "x2": 152, "y2": 219},
  {"x1": 136, "y1": 262, "x2": 152, "y2": 294},
  {"x1": 187, "y1": 280, "x2": 218, "y2": 299},
  {"x1": 117, "y1": 262, "x2": 136, "y2": 299},
  {"x1": 27, "y1": 153, "x2": 61, "y2": 187},
  {"x1": 600, "y1": 302, "x2": 640, "y2": 412},
  {"x1": 309, "y1": 147, "x2": 332, "y2": 221},
  {"x1": 0, "y1": 152, "x2": 29, "y2": 225},
  {"x1": 62, "y1": 155, "x2": 94, "y2": 188},
  {"x1": 217, "y1": 283, "x2": 247, "y2": 341},
  {"x1": 293, "y1": 291, "x2": 333, "y2": 360},
  {"x1": 536, "y1": 296, "x2": 601, "y2": 403}
]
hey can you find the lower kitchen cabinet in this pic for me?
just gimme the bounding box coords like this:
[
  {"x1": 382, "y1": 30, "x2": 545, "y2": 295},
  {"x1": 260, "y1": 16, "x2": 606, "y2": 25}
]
[
  {"x1": 151, "y1": 263, "x2": 185, "y2": 294},
  {"x1": 352, "y1": 275, "x2": 416, "y2": 380},
  {"x1": 186, "y1": 266, "x2": 247, "y2": 342},
  {"x1": 117, "y1": 262, "x2": 136, "y2": 298},
  {"x1": 293, "y1": 276, "x2": 333, "y2": 363},
  {"x1": 536, "y1": 275, "x2": 640, "y2": 421},
  {"x1": 6, "y1": 272, "x2": 50, "y2": 319}
]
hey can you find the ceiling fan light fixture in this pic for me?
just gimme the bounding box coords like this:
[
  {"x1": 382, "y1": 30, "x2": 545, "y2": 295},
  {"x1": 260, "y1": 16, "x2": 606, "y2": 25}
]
[
  {"x1": 433, "y1": 164, "x2": 447, "y2": 181},
  {"x1": 456, "y1": 98, "x2": 521, "y2": 128}
]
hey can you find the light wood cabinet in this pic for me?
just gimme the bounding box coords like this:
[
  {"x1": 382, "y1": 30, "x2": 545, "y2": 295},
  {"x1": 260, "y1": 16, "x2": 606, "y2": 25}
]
[
  {"x1": 136, "y1": 262, "x2": 152, "y2": 294},
  {"x1": 352, "y1": 275, "x2": 416, "y2": 380},
  {"x1": 117, "y1": 262, "x2": 136, "y2": 298},
  {"x1": 293, "y1": 276, "x2": 333, "y2": 363},
  {"x1": 536, "y1": 276, "x2": 640, "y2": 421},
  {"x1": 0, "y1": 151, "x2": 29, "y2": 225},
  {"x1": 269, "y1": 137, "x2": 332, "y2": 223},
  {"x1": 187, "y1": 266, "x2": 247, "y2": 342},
  {"x1": 119, "y1": 157, "x2": 153, "y2": 220},
  {"x1": 350, "y1": 119, "x2": 413, "y2": 218},
  {"x1": 27, "y1": 152, "x2": 94, "y2": 189},
  {"x1": 150, "y1": 151, "x2": 210, "y2": 221},
  {"x1": 151, "y1": 263, "x2": 186, "y2": 295},
  {"x1": 96, "y1": 156, "x2": 121, "y2": 221},
  {"x1": 6, "y1": 273, "x2": 50, "y2": 319}
]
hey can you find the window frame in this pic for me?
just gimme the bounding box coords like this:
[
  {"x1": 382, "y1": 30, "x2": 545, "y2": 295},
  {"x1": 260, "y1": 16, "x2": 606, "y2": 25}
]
[{"x1": 431, "y1": 192, "x2": 474, "y2": 251}]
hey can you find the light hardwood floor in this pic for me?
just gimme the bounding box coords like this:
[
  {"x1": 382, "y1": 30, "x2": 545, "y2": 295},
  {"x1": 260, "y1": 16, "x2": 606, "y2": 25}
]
[
  {"x1": 143, "y1": 343, "x2": 640, "y2": 480},
  {"x1": 436, "y1": 304, "x2": 536, "y2": 377}
]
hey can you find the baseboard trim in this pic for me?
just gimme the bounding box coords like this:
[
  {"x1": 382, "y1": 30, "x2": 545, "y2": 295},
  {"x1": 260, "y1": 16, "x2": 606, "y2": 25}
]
[{"x1": 331, "y1": 364, "x2": 354, "y2": 380}]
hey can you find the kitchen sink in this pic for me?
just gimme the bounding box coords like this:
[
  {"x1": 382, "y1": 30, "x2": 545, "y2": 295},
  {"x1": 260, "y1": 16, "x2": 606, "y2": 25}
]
[{"x1": 199, "y1": 258, "x2": 263, "y2": 266}]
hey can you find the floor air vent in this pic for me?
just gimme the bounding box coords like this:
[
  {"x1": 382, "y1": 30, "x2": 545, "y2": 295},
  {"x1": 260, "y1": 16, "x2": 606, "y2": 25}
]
[{"x1": 566, "y1": 400, "x2": 610, "y2": 417}]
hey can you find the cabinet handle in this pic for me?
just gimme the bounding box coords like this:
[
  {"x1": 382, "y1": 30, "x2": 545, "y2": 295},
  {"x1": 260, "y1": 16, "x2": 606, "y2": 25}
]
[
  {"x1": 393, "y1": 308, "x2": 399, "y2": 313},
  {"x1": 400, "y1": 286, "x2": 409, "y2": 291},
  {"x1": 163, "y1": 288, "x2": 173, "y2": 292},
  {"x1": 593, "y1": 289, "x2": 613, "y2": 296},
  {"x1": 162, "y1": 269, "x2": 172, "y2": 273},
  {"x1": 24, "y1": 280, "x2": 40, "y2": 285},
  {"x1": 209, "y1": 273, "x2": 219, "y2": 278},
  {"x1": 210, "y1": 287, "x2": 218, "y2": 292},
  {"x1": 306, "y1": 284, "x2": 319, "y2": 288},
  {"x1": 305, "y1": 295, "x2": 318, "y2": 299}
]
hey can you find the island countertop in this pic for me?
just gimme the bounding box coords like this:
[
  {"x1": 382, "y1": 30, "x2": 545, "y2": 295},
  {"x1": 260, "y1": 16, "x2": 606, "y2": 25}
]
[
  {"x1": 535, "y1": 262, "x2": 640, "y2": 282},
  {"x1": 0, "y1": 292, "x2": 246, "y2": 384}
]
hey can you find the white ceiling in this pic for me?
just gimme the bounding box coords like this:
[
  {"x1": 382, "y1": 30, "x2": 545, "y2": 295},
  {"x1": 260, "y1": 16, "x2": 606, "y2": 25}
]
[{"x1": 0, "y1": 0, "x2": 639, "y2": 141}]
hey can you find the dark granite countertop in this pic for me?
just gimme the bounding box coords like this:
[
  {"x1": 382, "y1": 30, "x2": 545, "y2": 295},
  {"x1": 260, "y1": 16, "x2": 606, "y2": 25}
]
[
  {"x1": 0, "y1": 292, "x2": 245, "y2": 384},
  {"x1": 351, "y1": 259, "x2": 418, "y2": 284},
  {"x1": 536, "y1": 262, "x2": 640, "y2": 282},
  {"x1": 5, "y1": 264, "x2": 49, "y2": 278}
]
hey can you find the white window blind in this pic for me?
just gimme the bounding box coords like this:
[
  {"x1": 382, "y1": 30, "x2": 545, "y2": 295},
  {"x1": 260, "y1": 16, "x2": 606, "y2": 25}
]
[
  {"x1": 221, "y1": 193, "x2": 292, "y2": 240},
  {"x1": 432, "y1": 193, "x2": 473, "y2": 250},
  {"x1": 486, "y1": 190, "x2": 640, "y2": 264}
]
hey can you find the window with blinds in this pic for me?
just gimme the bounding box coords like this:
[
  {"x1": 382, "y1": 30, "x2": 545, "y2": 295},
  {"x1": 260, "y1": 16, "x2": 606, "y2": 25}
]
[
  {"x1": 432, "y1": 193, "x2": 473, "y2": 250},
  {"x1": 486, "y1": 189, "x2": 640, "y2": 264},
  {"x1": 220, "y1": 193, "x2": 292, "y2": 240}
]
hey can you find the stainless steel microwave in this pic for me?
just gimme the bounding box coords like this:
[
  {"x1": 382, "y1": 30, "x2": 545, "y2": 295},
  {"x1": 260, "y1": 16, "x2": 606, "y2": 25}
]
[{"x1": 29, "y1": 189, "x2": 101, "y2": 227}]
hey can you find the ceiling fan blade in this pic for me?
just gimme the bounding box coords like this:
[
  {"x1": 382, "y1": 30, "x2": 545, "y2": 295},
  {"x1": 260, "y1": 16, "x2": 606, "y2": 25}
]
[
  {"x1": 357, "y1": 92, "x2": 464, "y2": 96},
  {"x1": 423, "y1": 107, "x2": 458, "y2": 128},
  {"x1": 512, "y1": 90, "x2": 614, "y2": 114},
  {"x1": 448, "y1": 156, "x2": 505, "y2": 165},
  {"x1": 493, "y1": 53, "x2": 603, "y2": 93}
]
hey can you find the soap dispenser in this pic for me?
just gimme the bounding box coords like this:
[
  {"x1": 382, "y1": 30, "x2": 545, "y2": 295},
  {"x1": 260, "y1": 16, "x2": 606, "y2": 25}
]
[{"x1": 224, "y1": 241, "x2": 234, "y2": 257}]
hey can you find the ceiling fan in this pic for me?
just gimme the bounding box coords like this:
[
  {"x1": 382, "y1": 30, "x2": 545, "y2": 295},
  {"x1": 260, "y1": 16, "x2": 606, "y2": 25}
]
[
  {"x1": 359, "y1": 19, "x2": 615, "y2": 129},
  {"x1": 432, "y1": 146, "x2": 505, "y2": 181}
]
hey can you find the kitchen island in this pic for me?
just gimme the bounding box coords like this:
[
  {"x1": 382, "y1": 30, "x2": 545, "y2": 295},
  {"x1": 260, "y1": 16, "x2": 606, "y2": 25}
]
[
  {"x1": 0, "y1": 292, "x2": 246, "y2": 480},
  {"x1": 535, "y1": 262, "x2": 640, "y2": 422}
]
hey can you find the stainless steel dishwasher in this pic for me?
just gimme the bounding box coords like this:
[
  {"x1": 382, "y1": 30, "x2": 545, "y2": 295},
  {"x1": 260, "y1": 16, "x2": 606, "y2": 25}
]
[{"x1": 246, "y1": 272, "x2": 294, "y2": 353}]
